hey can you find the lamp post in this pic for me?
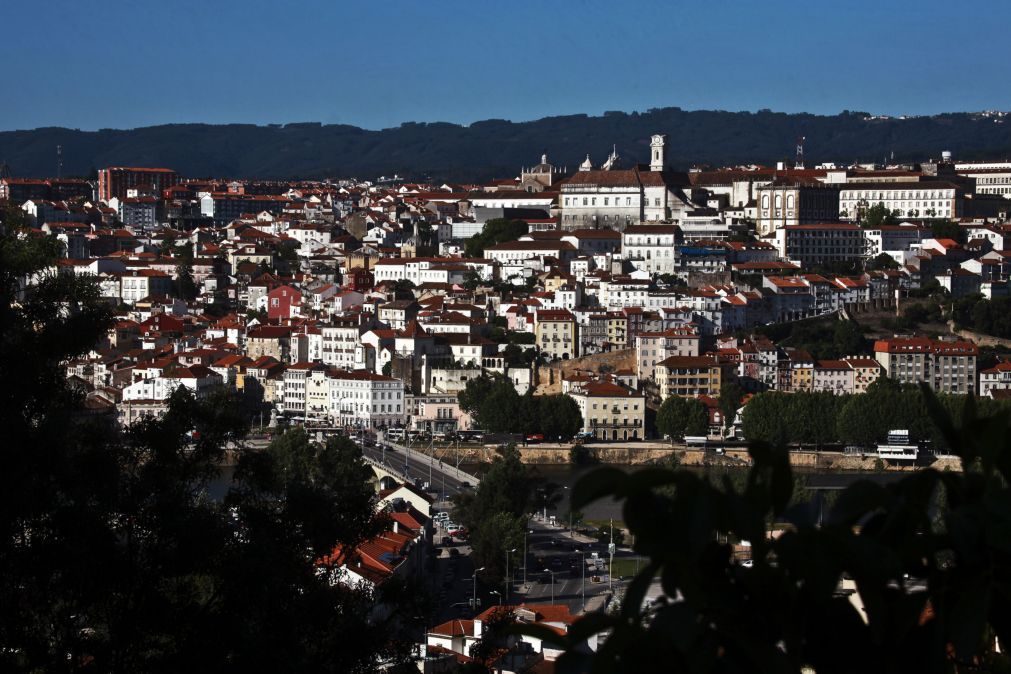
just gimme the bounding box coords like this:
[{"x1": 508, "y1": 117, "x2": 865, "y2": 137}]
[
  {"x1": 471, "y1": 566, "x2": 486, "y2": 613},
  {"x1": 562, "y1": 485, "x2": 571, "y2": 538},
  {"x1": 504, "y1": 547, "x2": 517, "y2": 604},
  {"x1": 523, "y1": 530, "x2": 533, "y2": 589},
  {"x1": 490, "y1": 590, "x2": 502, "y2": 606},
  {"x1": 608, "y1": 519, "x2": 615, "y2": 593},
  {"x1": 543, "y1": 569, "x2": 557, "y2": 605},
  {"x1": 575, "y1": 549, "x2": 586, "y2": 612}
]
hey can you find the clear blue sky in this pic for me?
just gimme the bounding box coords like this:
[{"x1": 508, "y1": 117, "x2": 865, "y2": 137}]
[{"x1": 3, "y1": 0, "x2": 1009, "y2": 131}]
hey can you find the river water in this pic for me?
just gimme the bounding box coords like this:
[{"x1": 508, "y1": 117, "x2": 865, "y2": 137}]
[
  {"x1": 208, "y1": 460, "x2": 887, "y2": 526},
  {"x1": 465, "y1": 462, "x2": 894, "y2": 524}
]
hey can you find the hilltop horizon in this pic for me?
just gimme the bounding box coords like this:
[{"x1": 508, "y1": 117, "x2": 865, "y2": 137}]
[
  {"x1": 3, "y1": 106, "x2": 1011, "y2": 182},
  {"x1": 4, "y1": 105, "x2": 1009, "y2": 135}
]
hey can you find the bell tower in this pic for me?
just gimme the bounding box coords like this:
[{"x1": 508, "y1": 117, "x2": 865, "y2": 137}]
[{"x1": 650, "y1": 134, "x2": 667, "y2": 172}]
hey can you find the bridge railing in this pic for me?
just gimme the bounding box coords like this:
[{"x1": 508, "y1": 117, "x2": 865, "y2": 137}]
[
  {"x1": 389, "y1": 441, "x2": 481, "y2": 486},
  {"x1": 361, "y1": 454, "x2": 411, "y2": 483}
]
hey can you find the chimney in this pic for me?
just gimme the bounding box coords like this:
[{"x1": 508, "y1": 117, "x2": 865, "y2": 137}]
[{"x1": 393, "y1": 520, "x2": 399, "y2": 534}]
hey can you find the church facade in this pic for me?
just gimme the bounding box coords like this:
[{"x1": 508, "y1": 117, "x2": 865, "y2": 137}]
[{"x1": 559, "y1": 135, "x2": 693, "y2": 232}]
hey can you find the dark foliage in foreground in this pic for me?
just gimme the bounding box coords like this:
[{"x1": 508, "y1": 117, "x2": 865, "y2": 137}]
[
  {"x1": 527, "y1": 391, "x2": 1011, "y2": 673},
  {"x1": 0, "y1": 205, "x2": 422, "y2": 672}
]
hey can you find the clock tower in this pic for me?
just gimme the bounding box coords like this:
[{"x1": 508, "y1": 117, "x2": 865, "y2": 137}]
[{"x1": 650, "y1": 134, "x2": 667, "y2": 172}]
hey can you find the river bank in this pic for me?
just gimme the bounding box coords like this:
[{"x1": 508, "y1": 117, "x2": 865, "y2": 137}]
[{"x1": 422, "y1": 443, "x2": 962, "y2": 473}]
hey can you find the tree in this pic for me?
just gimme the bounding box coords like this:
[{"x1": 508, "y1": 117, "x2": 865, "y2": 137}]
[
  {"x1": 453, "y1": 445, "x2": 531, "y2": 583},
  {"x1": 538, "y1": 395, "x2": 583, "y2": 440},
  {"x1": 866, "y1": 252, "x2": 899, "y2": 271},
  {"x1": 861, "y1": 202, "x2": 900, "y2": 227},
  {"x1": 718, "y1": 381, "x2": 745, "y2": 430},
  {"x1": 277, "y1": 239, "x2": 300, "y2": 266},
  {"x1": 656, "y1": 396, "x2": 709, "y2": 439},
  {"x1": 174, "y1": 263, "x2": 199, "y2": 301},
  {"x1": 930, "y1": 219, "x2": 963, "y2": 242},
  {"x1": 390, "y1": 279, "x2": 416, "y2": 295},
  {"x1": 832, "y1": 319, "x2": 864, "y2": 358},
  {"x1": 553, "y1": 391, "x2": 1011, "y2": 673},
  {"x1": 739, "y1": 391, "x2": 790, "y2": 445},
  {"x1": 0, "y1": 209, "x2": 418, "y2": 671},
  {"x1": 463, "y1": 218, "x2": 529, "y2": 258},
  {"x1": 462, "y1": 269, "x2": 484, "y2": 291}
]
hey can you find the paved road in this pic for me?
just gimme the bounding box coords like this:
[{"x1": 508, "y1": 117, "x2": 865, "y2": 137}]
[
  {"x1": 357, "y1": 440, "x2": 478, "y2": 501},
  {"x1": 514, "y1": 519, "x2": 626, "y2": 615}
]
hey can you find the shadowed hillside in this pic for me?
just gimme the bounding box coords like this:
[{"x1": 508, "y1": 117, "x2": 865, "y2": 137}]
[{"x1": 2, "y1": 108, "x2": 1010, "y2": 181}]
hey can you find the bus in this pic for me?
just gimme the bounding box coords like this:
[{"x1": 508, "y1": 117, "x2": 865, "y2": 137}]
[{"x1": 684, "y1": 436, "x2": 708, "y2": 448}]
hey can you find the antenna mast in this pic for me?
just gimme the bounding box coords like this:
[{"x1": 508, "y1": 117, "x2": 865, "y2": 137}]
[
  {"x1": 57, "y1": 145, "x2": 63, "y2": 179},
  {"x1": 795, "y1": 136, "x2": 805, "y2": 169}
]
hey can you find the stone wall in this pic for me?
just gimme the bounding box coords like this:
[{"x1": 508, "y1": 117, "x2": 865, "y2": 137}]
[
  {"x1": 424, "y1": 444, "x2": 963, "y2": 473},
  {"x1": 535, "y1": 348, "x2": 636, "y2": 395},
  {"x1": 949, "y1": 323, "x2": 1011, "y2": 349}
]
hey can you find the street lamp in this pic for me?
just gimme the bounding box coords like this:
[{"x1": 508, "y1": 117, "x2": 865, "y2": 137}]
[
  {"x1": 543, "y1": 568, "x2": 557, "y2": 605},
  {"x1": 574, "y1": 549, "x2": 586, "y2": 612},
  {"x1": 562, "y1": 486, "x2": 572, "y2": 538},
  {"x1": 504, "y1": 547, "x2": 517, "y2": 604},
  {"x1": 490, "y1": 590, "x2": 502, "y2": 606},
  {"x1": 471, "y1": 566, "x2": 486, "y2": 613},
  {"x1": 523, "y1": 530, "x2": 533, "y2": 589}
]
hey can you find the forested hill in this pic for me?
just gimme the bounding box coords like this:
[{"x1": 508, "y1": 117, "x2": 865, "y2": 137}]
[{"x1": 3, "y1": 108, "x2": 1011, "y2": 181}]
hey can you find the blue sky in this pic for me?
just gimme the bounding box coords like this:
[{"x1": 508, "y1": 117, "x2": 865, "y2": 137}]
[{"x1": 2, "y1": 0, "x2": 1009, "y2": 131}]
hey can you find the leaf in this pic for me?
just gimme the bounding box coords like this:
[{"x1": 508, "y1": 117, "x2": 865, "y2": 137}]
[
  {"x1": 920, "y1": 383, "x2": 967, "y2": 465},
  {"x1": 828, "y1": 480, "x2": 894, "y2": 526},
  {"x1": 769, "y1": 445, "x2": 794, "y2": 515},
  {"x1": 508, "y1": 622, "x2": 570, "y2": 649},
  {"x1": 946, "y1": 573, "x2": 992, "y2": 663},
  {"x1": 565, "y1": 612, "x2": 620, "y2": 641},
  {"x1": 616, "y1": 467, "x2": 678, "y2": 498},
  {"x1": 621, "y1": 560, "x2": 660, "y2": 621},
  {"x1": 571, "y1": 466, "x2": 626, "y2": 510}
]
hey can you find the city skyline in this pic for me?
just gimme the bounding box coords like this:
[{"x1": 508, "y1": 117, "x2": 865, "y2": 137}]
[{"x1": 3, "y1": 0, "x2": 1011, "y2": 132}]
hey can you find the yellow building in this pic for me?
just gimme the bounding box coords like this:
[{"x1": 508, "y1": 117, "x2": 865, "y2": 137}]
[
  {"x1": 535, "y1": 309, "x2": 578, "y2": 361},
  {"x1": 655, "y1": 355, "x2": 721, "y2": 399},
  {"x1": 785, "y1": 348, "x2": 814, "y2": 392},
  {"x1": 606, "y1": 312, "x2": 628, "y2": 350},
  {"x1": 570, "y1": 381, "x2": 646, "y2": 441},
  {"x1": 843, "y1": 357, "x2": 883, "y2": 394}
]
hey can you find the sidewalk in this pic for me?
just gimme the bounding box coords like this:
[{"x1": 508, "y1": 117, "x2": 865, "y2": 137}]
[
  {"x1": 582, "y1": 592, "x2": 611, "y2": 615},
  {"x1": 389, "y1": 440, "x2": 482, "y2": 485}
]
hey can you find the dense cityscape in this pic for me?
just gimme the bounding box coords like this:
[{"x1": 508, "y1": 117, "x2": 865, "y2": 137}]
[{"x1": 4, "y1": 131, "x2": 1011, "y2": 670}]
